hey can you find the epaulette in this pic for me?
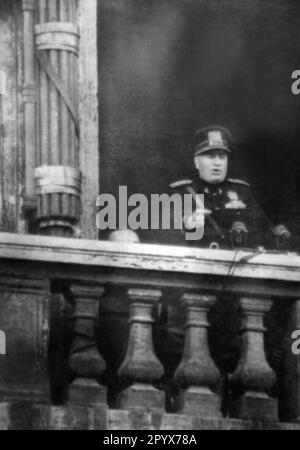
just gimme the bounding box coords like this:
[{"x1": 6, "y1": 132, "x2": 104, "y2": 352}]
[
  {"x1": 227, "y1": 178, "x2": 250, "y2": 187},
  {"x1": 169, "y1": 179, "x2": 193, "y2": 189}
]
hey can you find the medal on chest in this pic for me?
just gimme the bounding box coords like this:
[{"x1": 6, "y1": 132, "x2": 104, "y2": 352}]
[{"x1": 224, "y1": 190, "x2": 246, "y2": 210}]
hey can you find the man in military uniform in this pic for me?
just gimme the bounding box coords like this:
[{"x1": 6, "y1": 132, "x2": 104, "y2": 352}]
[
  {"x1": 156, "y1": 126, "x2": 291, "y2": 412},
  {"x1": 170, "y1": 126, "x2": 291, "y2": 250}
]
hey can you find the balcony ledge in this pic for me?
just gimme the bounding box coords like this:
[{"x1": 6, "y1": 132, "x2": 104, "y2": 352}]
[{"x1": 0, "y1": 232, "x2": 298, "y2": 283}]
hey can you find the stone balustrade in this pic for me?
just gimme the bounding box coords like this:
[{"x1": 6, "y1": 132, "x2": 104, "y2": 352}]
[{"x1": 0, "y1": 232, "x2": 299, "y2": 429}]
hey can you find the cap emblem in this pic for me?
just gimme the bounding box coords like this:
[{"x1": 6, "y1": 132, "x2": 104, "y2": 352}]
[{"x1": 208, "y1": 131, "x2": 223, "y2": 147}]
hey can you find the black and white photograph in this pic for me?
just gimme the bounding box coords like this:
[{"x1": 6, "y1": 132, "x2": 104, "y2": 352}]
[{"x1": 0, "y1": 0, "x2": 299, "y2": 434}]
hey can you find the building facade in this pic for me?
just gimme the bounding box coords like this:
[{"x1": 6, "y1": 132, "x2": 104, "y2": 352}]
[{"x1": 0, "y1": 0, "x2": 299, "y2": 430}]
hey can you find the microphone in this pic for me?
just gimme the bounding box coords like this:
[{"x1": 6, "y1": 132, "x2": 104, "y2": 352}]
[{"x1": 230, "y1": 221, "x2": 248, "y2": 248}]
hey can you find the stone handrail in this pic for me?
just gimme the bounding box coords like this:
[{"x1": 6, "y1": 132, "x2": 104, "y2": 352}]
[{"x1": 0, "y1": 232, "x2": 298, "y2": 282}]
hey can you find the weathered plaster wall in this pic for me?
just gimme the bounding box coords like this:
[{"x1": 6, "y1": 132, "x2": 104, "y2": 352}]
[
  {"x1": 78, "y1": 0, "x2": 99, "y2": 239},
  {"x1": 0, "y1": 0, "x2": 24, "y2": 233}
]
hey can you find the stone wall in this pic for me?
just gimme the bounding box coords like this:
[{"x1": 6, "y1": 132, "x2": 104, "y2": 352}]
[
  {"x1": 0, "y1": 0, "x2": 24, "y2": 233},
  {"x1": 1, "y1": 402, "x2": 300, "y2": 430},
  {"x1": 0, "y1": 0, "x2": 101, "y2": 239}
]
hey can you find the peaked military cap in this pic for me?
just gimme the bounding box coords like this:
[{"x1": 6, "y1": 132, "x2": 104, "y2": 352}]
[{"x1": 193, "y1": 126, "x2": 232, "y2": 156}]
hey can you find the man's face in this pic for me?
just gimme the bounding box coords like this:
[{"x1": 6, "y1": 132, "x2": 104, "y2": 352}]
[{"x1": 194, "y1": 149, "x2": 228, "y2": 184}]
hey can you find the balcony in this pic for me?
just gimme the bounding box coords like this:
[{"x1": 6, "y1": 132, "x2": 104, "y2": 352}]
[{"x1": 0, "y1": 232, "x2": 299, "y2": 430}]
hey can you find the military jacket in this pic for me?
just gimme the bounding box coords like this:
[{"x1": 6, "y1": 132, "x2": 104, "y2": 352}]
[{"x1": 172, "y1": 177, "x2": 274, "y2": 249}]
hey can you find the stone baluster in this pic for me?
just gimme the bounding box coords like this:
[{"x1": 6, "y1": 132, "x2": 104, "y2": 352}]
[
  {"x1": 68, "y1": 283, "x2": 107, "y2": 406},
  {"x1": 229, "y1": 297, "x2": 277, "y2": 420},
  {"x1": 35, "y1": 0, "x2": 81, "y2": 236},
  {"x1": 174, "y1": 293, "x2": 221, "y2": 417},
  {"x1": 117, "y1": 288, "x2": 165, "y2": 410}
]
